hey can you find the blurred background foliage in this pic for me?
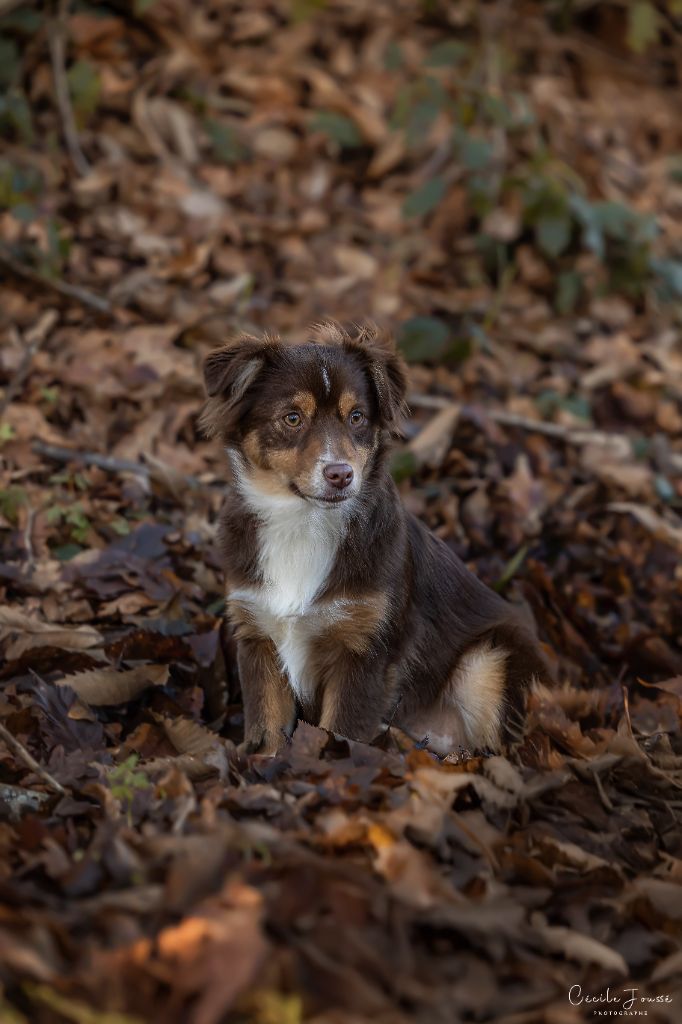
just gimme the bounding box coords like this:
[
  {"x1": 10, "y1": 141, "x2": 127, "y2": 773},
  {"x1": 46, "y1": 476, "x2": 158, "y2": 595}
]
[{"x1": 0, "y1": 0, "x2": 681, "y2": 364}]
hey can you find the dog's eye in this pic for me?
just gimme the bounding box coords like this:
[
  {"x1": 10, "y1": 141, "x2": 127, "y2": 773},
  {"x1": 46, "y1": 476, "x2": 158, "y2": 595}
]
[
  {"x1": 349, "y1": 409, "x2": 365, "y2": 426},
  {"x1": 283, "y1": 411, "x2": 301, "y2": 427}
]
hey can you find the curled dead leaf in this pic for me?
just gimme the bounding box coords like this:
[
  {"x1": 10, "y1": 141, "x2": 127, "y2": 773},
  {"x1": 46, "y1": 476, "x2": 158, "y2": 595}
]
[{"x1": 57, "y1": 665, "x2": 169, "y2": 706}]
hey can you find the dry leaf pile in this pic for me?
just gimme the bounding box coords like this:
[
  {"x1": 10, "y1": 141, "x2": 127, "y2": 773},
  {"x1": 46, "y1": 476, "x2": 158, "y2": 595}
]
[{"x1": 0, "y1": 2, "x2": 681, "y2": 1022}]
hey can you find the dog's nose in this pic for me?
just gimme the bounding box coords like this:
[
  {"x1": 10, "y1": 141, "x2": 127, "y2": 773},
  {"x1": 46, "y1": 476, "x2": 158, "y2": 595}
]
[{"x1": 323, "y1": 462, "x2": 354, "y2": 489}]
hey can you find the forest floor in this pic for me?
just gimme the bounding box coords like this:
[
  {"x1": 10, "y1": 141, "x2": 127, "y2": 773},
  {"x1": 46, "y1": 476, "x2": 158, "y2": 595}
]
[{"x1": 0, "y1": 2, "x2": 681, "y2": 1022}]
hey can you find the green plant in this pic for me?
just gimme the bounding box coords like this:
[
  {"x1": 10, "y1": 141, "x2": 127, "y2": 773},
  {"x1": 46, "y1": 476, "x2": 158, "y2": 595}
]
[
  {"x1": 108, "y1": 755, "x2": 150, "y2": 823},
  {"x1": 46, "y1": 501, "x2": 91, "y2": 544},
  {"x1": 388, "y1": 30, "x2": 682, "y2": 311}
]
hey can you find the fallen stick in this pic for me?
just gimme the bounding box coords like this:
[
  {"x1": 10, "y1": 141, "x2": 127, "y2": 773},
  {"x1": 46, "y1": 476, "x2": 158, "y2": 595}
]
[
  {"x1": 32, "y1": 440, "x2": 222, "y2": 494},
  {"x1": 49, "y1": 0, "x2": 90, "y2": 177},
  {"x1": 0, "y1": 720, "x2": 66, "y2": 795},
  {"x1": 407, "y1": 393, "x2": 633, "y2": 448},
  {"x1": 0, "y1": 311, "x2": 58, "y2": 417},
  {"x1": 0, "y1": 246, "x2": 111, "y2": 314},
  {"x1": 33, "y1": 441, "x2": 154, "y2": 480}
]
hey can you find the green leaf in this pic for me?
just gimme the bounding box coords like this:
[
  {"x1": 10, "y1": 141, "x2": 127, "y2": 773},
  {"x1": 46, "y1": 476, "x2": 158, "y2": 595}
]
[
  {"x1": 456, "y1": 132, "x2": 493, "y2": 172},
  {"x1": 290, "y1": 0, "x2": 327, "y2": 20},
  {"x1": 0, "y1": 37, "x2": 20, "y2": 88},
  {"x1": 67, "y1": 60, "x2": 100, "y2": 127},
  {"x1": 627, "y1": 2, "x2": 659, "y2": 53},
  {"x1": 556, "y1": 270, "x2": 582, "y2": 314},
  {"x1": 24, "y1": 983, "x2": 145, "y2": 1024},
  {"x1": 0, "y1": 91, "x2": 34, "y2": 142},
  {"x1": 0, "y1": 486, "x2": 27, "y2": 525},
  {"x1": 494, "y1": 545, "x2": 528, "y2": 593},
  {"x1": 110, "y1": 517, "x2": 131, "y2": 536},
  {"x1": 651, "y1": 258, "x2": 682, "y2": 298},
  {"x1": 402, "y1": 176, "x2": 446, "y2": 218},
  {"x1": 134, "y1": 0, "x2": 158, "y2": 13},
  {"x1": 0, "y1": 8, "x2": 43, "y2": 32},
  {"x1": 593, "y1": 200, "x2": 633, "y2": 240},
  {"x1": 0, "y1": 422, "x2": 15, "y2": 443},
  {"x1": 204, "y1": 119, "x2": 247, "y2": 164},
  {"x1": 536, "y1": 214, "x2": 571, "y2": 258},
  {"x1": 310, "y1": 111, "x2": 362, "y2": 148},
  {"x1": 389, "y1": 449, "x2": 418, "y2": 483},
  {"x1": 383, "y1": 41, "x2": 403, "y2": 71},
  {"x1": 570, "y1": 194, "x2": 604, "y2": 258},
  {"x1": 397, "y1": 316, "x2": 450, "y2": 362},
  {"x1": 11, "y1": 201, "x2": 35, "y2": 224},
  {"x1": 53, "y1": 543, "x2": 84, "y2": 562},
  {"x1": 668, "y1": 155, "x2": 682, "y2": 184},
  {"x1": 406, "y1": 98, "x2": 442, "y2": 146},
  {"x1": 425, "y1": 40, "x2": 468, "y2": 67},
  {"x1": 654, "y1": 475, "x2": 675, "y2": 503}
]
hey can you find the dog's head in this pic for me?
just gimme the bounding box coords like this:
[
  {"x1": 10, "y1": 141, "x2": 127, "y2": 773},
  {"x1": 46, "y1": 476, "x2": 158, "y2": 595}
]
[{"x1": 201, "y1": 321, "x2": 407, "y2": 508}]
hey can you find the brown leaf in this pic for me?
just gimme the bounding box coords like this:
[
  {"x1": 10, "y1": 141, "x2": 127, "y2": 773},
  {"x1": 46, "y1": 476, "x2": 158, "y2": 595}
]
[{"x1": 57, "y1": 664, "x2": 169, "y2": 705}]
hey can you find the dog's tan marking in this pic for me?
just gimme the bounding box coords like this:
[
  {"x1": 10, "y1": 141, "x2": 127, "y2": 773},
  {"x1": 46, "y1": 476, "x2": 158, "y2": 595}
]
[
  {"x1": 237, "y1": 456, "x2": 294, "y2": 499},
  {"x1": 291, "y1": 390, "x2": 317, "y2": 418},
  {"x1": 450, "y1": 641, "x2": 508, "y2": 749},
  {"x1": 338, "y1": 390, "x2": 359, "y2": 420},
  {"x1": 242, "y1": 430, "x2": 262, "y2": 466},
  {"x1": 238, "y1": 635, "x2": 295, "y2": 754},
  {"x1": 322, "y1": 591, "x2": 388, "y2": 655},
  {"x1": 395, "y1": 641, "x2": 508, "y2": 754},
  {"x1": 266, "y1": 447, "x2": 301, "y2": 481},
  {"x1": 226, "y1": 597, "x2": 267, "y2": 642}
]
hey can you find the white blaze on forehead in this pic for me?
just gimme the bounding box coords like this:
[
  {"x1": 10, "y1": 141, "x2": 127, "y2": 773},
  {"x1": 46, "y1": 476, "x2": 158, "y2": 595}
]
[{"x1": 321, "y1": 363, "x2": 331, "y2": 396}]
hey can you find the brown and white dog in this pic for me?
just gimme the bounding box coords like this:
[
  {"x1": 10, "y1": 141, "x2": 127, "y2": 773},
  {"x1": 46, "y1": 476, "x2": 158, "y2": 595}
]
[{"x1": 202, "y1": 321, "x2": 549, "y2": 756}]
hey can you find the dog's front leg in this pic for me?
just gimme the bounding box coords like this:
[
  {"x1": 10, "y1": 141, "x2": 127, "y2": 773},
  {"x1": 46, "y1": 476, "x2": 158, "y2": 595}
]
[
  {"x1": 318, "y1": 652, "x2": 392, "y2": 743},
  {"x1": 238, "y1": 637, "x2": 295, "y2": 754}
]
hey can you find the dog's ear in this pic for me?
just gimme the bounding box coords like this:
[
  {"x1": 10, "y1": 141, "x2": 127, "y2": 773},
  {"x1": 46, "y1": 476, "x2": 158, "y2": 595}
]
[
  {"x1": 203, "y1": 341, "x2": 263, "y2": 399},
  {"x1": 348, "y1": 324, "x2": 408, "y2": 436},
  {"x1": 200, "y1": 335, "x2": 270, "y2": 438},
  {"x1": 364, "y1": 328, "x2": 408, "y2": 434}
]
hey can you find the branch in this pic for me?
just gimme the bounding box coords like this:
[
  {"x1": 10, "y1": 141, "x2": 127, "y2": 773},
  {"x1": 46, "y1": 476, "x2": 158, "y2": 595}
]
[
  {"x1": 406, "y1": 393, "x2": 636, "y2": 448},
  {"x1": 0, "y1": 245, "x2": 111, "y2": 314},
  {"x1": 0, "y1": 719, "x2": 66, "y2": 795},
  {"x1": 0, "y1": 311, "x2": 58, "y2": 417},
  {"x1": 49, "y1": 0, "x2": 90, "y2": 177},
  {"x1": 32, "y1": 440, "x2": 223, "y2": 495}
]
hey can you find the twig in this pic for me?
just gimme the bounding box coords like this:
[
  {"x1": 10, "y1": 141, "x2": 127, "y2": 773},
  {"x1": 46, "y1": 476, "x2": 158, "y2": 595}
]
[
  {"x1": 0, "y1": 719, "x2": 66, "y2": 795},
  {"x1": 0, "y1": 245, "x2": 111, "y2": 314},
  {"x1": 49, "y1": 0, "x2": 90, "y2": 177},
  {"x1": 32, "y1": 440, "x2": 222, "y2": 494},
  {"x1": 407, "y1": 393, "x2": 634, "y2": 448},
  {"x1": 34, "y1": 441, "x2": 153, "y2": 479},
  {"x1": 0, "y1": 311, "x2": 58, "y2": 417}
]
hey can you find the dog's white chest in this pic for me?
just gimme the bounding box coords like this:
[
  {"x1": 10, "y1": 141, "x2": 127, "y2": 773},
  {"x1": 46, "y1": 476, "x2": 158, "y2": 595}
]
[{"x1": 229, "y1": 495, "x2": 346, "y2": 699}]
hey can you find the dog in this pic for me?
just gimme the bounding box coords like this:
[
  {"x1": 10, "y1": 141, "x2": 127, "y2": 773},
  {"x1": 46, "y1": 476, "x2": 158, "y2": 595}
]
[{"x1": 202, "y1": 321, "x2": 549, "y2": 756}]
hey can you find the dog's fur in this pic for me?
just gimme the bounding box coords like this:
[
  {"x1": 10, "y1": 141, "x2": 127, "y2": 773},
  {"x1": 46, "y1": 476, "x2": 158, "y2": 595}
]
[{"x1": 202, "y1": 321, "x2": 549, "y2": 755}]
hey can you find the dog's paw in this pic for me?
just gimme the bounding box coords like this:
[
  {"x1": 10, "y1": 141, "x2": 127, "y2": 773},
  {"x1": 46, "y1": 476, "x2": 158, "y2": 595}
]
[{"x1": 238, "y1": 727, "x2": 288, "y2": 757}]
